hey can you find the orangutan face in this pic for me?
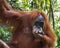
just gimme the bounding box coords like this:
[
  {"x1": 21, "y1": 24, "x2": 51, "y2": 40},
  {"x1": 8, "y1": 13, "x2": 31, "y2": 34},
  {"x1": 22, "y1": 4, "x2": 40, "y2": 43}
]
[{"x1": 33, "y1": 15, "x2": 45, "y2": 37}]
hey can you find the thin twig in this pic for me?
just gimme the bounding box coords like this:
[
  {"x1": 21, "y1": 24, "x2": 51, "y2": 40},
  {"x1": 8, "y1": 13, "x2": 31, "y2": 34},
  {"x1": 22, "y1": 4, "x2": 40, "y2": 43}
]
[{"x1": 0, "y1": 39, "x2": 10, "y2": 48}]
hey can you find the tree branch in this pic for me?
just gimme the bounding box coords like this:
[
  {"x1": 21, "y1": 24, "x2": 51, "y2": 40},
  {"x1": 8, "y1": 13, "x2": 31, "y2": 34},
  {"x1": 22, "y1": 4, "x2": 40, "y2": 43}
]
[{"x1": 0, "y1": 39, "x2": 10, "y2": 48}]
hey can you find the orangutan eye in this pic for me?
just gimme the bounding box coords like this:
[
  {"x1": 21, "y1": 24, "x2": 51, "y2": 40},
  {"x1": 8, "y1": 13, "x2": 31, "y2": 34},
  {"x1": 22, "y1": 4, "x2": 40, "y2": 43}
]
[{"x1": 35, "y1": 21, "x2": 44, "y2": 28}]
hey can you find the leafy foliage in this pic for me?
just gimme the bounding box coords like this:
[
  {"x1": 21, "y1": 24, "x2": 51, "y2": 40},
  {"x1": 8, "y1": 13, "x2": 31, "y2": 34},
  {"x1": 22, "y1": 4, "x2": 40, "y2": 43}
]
[
  {"x1": 0, "y1": 25, "x2": 11, "y2": 42},
  {"x1": 54, "y1": 14, "x2": 60, "y2": 47}
]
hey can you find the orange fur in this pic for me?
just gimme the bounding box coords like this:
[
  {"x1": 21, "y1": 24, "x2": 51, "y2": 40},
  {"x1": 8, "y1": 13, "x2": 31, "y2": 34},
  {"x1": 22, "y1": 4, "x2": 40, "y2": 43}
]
[
  {"x1": 0, "y1": 9, "x2": 57, "y2": 48},
  {"x1": 0, "y1": 0, "x2": 57, "y2": 48}
]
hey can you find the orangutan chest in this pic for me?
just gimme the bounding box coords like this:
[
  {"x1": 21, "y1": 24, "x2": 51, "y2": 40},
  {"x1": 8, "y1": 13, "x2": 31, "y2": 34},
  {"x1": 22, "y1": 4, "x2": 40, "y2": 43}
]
[{"x1": 17, "y1": 32, "x2": 34, "y2": 48}]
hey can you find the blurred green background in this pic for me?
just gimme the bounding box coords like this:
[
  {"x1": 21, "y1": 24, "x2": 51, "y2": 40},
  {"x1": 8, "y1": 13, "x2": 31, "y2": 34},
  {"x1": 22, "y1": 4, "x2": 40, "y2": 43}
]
[{"x1": 0, "y1": 0, "x2": 60, "y2": 48}]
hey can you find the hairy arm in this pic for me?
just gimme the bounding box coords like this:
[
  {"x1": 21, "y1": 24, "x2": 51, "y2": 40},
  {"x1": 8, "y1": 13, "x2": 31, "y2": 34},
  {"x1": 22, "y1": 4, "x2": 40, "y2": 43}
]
[
  {"x1": 0, "y1": 0, "x2": 23, "y2": 26},
  {"x1": 0, "y1": 0, "x2": 13, "y2": 10},
  {"x1": 41, "y1": 12, "x2": 57, "y2": 47}
]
